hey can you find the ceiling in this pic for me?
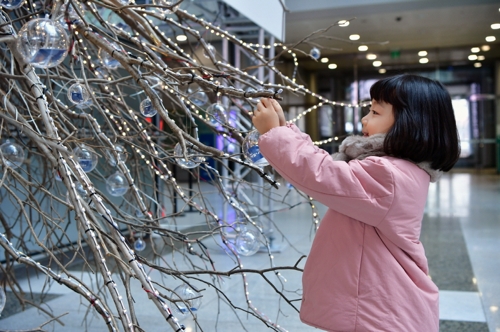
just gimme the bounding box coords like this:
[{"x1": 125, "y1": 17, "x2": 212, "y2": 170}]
[{"x1": 283, "y1": 0, "x2": 500, "y2": 71}]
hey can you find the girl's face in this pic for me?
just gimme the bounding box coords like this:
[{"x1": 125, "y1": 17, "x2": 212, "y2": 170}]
[{"x1": 361, "y1": 100, "x2": 395, "y2": 136}]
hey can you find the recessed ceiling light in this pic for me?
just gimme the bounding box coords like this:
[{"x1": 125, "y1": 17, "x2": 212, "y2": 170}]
[
  {"x1": 486, "y1": 36, "x2": 496, "y2": 42},
  {"x1": 477, "y1": 55, "x2": 485, "y2": 61},
  {"x1": 320, "y1": 57, "x2": 329, "y2": 63},
  {"x1": 378, "y1": 68, "x2": 387, "y2": 74},
  {"x1": 474, "y1": 62, "x2": 482, "y2": 68},
  {"x1": 418, "y1": 51, "x2": 427, "y2": 57},
  {"x1": 338, "y1": 20, "x2": 349, "y2": 27},
  {"x1": 176, "y1": 35, "x2": 187, "y2": 41},
  {"x1": 349, "y1": 34, "x2": 360, "y2": 41},
  {"x1": 373, "y1": 60, "x2": 382, "y2": 67},
  {"x1": 468, "y1": 54, "x2": 478, "y2": 60},
  {"x1": 366, "y1": 53, "x2": 377, "y2": 60},
  {"x1": 471, "y1": 47, "x2": 480, "y2": 53},
  {"x1": 491, "y1": 23, "x2": 500, "y2": 29},
  {"x1": 419, "y1": 58, "x2": 429, "y2": 64},
  {"x1": 481, "y1": 45, "x2": 491, "y2": 51},
  {"x1": 328, "y1": 63, "x2": 337, "y2": 69},
  {"x1": 358, "y1": 45, "x2": 368, "y2": 51}
]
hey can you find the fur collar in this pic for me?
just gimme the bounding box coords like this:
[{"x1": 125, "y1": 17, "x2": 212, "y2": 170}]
[{"x1": 331, "y1": 134, "x2": 442, "y2": 182}]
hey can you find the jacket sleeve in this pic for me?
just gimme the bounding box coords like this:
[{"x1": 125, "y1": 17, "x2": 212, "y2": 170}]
[{"x1": 258, "y1": 124, "x2": 394, "y2": 227}]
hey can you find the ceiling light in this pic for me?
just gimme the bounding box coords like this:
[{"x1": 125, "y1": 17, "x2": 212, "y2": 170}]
[
  {"x1": 485, "y1": 36, "x2": 496, "y2": 42},
  {"x1": 328, "y1": 63, "x2": 337, "y2": 69},
  {"x1": 366, "y1": 53, "x2": 377, "y2": 60},
  {"x1": 474, "y1": 62, "x2": 482, "y2": 68},
  {"x1": 471, "y1": 47, "x2": 480, "y2": 53},
  {"x1": 358, "y1": 45, "x2": 368, "y2": 51},
  {"x1": 468, "y1": 54, "x2": 478, "y2": 60},
  {"x1": 418, "y1": 51, "x2": 427, "y2": 57},
  {"x1": 176, "y1": 35, "x2": 187, "y2": 41},
  {"x1": 378, "y1": 68, "x2": 387, "y2": 74},
  {"x1": 373, "y1": 60, "x2": 382, "y2": 67},
  {"x1": 338, "y1": 20, "x2": 349, "y2": 27},
  {"x1": 477, "y1": 55, "x2": 485, "y2": 61},
  {"x1": 349, "y1": 34, "x2": 360, "y2": 41},
  {"x1": 320, "y1": 57, "x2": 329, "y2": 63},
  {"x1": 481, "y1": 45, "x2": 490, "y2": 51},
  {"x1": 491, "y1": 23, "x2": 500, "y2": 29},
  {"x1": 419, "y1": 58, "x2": 429, "y2": 64}
]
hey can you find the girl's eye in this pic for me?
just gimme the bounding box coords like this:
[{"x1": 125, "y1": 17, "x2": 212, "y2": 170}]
[{"x1": 371, "y1": 110, "x2": 378, "y2": 115}]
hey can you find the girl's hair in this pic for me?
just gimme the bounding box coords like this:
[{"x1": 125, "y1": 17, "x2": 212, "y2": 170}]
[{"x1": 370, "y1": 74, "x2": 460, "y2": 171}]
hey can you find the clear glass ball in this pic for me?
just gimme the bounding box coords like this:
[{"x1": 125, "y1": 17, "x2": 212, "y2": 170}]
[
  {"x1": 242, "y1": 130, "x2": 268, "y2": 167},
  {"x1": 174, "y1": 143, "x2": 204, "y2": 169},
  {"x1": 310, "y1": 47, "x2": 321, "y2": 60},
  {"x1": 16, "y1": 18, "x2": 69, "y2": 69},
  {"x1": 235, "y1": 229, "x2": 262, "y2": 256},
  {"x1": 73, "y1": 145, "x2": 98, "y2": 173},
  {"x1": 206, "y1": 103, "x2": 227, "y2": 126},
  {"x1": 152, "y1": 0, "x2": 179, "y2": 15},
  {"x1": 75, "y1": 99, "x2": 93, "y2": 109},
  {"x1": 98, "y1": 43, "x2": 121, "y2": 70},
  {"x1": 140, "y1": 98, "x2": 158, "y2": 117},
  {"x1": 203, "y1": 43, "x2": 216, "y2": 58},
  {"x1": 0, "y1": 140, "x2": 25, "y2": 169},
  {"x1": 171, "y1": 284, "x2": 201, "y2": 317},
  {"x1": 107, "y1": 144, "x2": 127, "y2": 167},
  {"x1": 188, "y1": 85, "x2": 208, "y2": 107},
  {"x1": 1, "y1": 0, "x2": 24, "y2": 10},
  {"x1": 134, "y1": 238, "x2": 146, "y2": 252},
  {"x1": 67, "y1": 83, "x2": 90, "y2": 105},
  {"x1": 106, "y1": 171, "x2": 129, "y2": 197}
]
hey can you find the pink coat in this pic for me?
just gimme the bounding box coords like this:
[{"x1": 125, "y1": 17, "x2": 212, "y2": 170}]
[{"x1": 259, "y1": 124, "x2": 439, "y2": 332}]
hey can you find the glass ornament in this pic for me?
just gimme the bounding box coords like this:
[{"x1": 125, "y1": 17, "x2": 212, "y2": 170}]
[
  {"x1": 235, "y1": 229, "x2": 261, "y2": 256},
  {"x1": 0, "y1": 140, "x2": 25, "y2": 169},
  {"x1": 107, "y1": 144, "x2": 127, "y2": 167},
  {"x1": 188, "y1": 87, "x2": 208, "y2": 107},
  {"x1": 206, "y1": 103, "x2": 227, "y2": 126},
  {"x1": 106, "y1": 171, "x2": 129, "y2": 197},
  {"x1": 73, "y1": 145, "x2": 98, "y2": 173},
  {"x1": 16, "y1": 18, "x2": 69, "y2": 69},
  {"x1": 1, "y1": 0, "x2": 24, "y2": 10},
  {"x1": 134, "y1": 238, "x2": 146, "y2": 252},
  {"x1": 310, "y1": 47, "x2": 321, "y2": 60},
  {"x1": 0, "y1": 286, "x2": 6, "y2": 316},
  {"x1": 140, "y1": 98, "x2": 158, "y2": 117},
  {"x1": 242, "y1": 130, "x2": 268, "y2": 167},
  {"x1": 171, "y1": 284, "x2": 201, "y2": 316},
  {"x1": 76, "y1": 99, "x2": 93, "y2": 109},
  {"x1": 152, "y1": 0, "x2": 178, "y2": 15},
  {"x1": 98, "y1": 42, "x2": 122, "y2": 70},
  {"x1": 203, "y1": 43, "x2": 216, "y2": 58},
  {"x1": 67, "y1": 83, "x2": 90, "y2": 106},
  {"x1": 174, "y1": 143, "x2": 204, "y2": 169}
]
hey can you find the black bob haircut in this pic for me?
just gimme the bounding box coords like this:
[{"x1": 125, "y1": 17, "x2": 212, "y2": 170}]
[{"x1": 370, "y1": 74, "x2": 460, "y2": 172}]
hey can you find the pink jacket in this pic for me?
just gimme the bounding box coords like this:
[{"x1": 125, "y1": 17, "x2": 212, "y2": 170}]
[{"x1": 259, "y1": 124, "x2": 439, "y2": 332}]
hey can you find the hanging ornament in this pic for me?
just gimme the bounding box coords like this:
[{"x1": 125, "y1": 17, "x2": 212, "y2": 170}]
[
  {"x1": 206, "y1": 103, "x2": 227, "y2": 126},
  {"x1": 152, "y1": 0, "x2": 179, "y2": 15},
  {"x1": 134, "y1": 238, "x2": 146, "y2": 252},
  {"x1": 73, "y1": 145, "x2": 98, "y2": 173},
  {"x1": 98, "y1": 42, "x2": 122, "y2": 70},
  {"x1": 76, "y1": 99, "x2": 93, "y2": 110},
  {"x1": 106, "y1": 171, "x2": 129, "y2": 197},
  {"x1": 67, "y1": 83, "x2": 90, "y2": 106},
  {"x1": 140, "y1": 98, "x2": 158, "y2": 117},
  {"x1": 16, "y1": 18, "x2": 69, "y2": 69},
  {"x1": 0, "y1": 0, "x2": 24, "y2": 10},
  {"x1": 174, "y1": 143, "x2": 204, "y2": 169},
  {"x1": 235, "y1": 229, "x2": 262, "y2": 256},
  {"x1": 309, "y1": 47, "x2": 321, "y2": 60},
  {"x1": 107, "y1": 144, "x2": 127, "y2": 167},
  {"x1": 242, "y1": 130, "x2": 268, "y2": 167},
  {"x1": 203, "y1": 43, "x2": 216, "y2": 58},
  {"x1": 171, "y1": 284, "x2": 201, "y2": 317},
  {"x1": 0, "y1": 140, "x2": 25, "y2": 169}
]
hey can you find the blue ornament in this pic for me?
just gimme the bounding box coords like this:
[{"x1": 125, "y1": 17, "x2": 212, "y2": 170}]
[
  {"x1": 67, "y1": 83, "x2": 90, "y2": 105},
  {"x1": 134, "y1": 238, "x2": 146, "y2": 252},
  {"x1": 310, "y1": 47, "x2": 321, "y2": 60},
  {"x1": 242, "y1": 130, "x2": 268, "y2": 167}
]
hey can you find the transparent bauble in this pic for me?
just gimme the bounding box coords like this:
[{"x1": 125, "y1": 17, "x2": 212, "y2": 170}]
[
  {"x1": 16, "y1": 18, "x2": 69, "y2": 69},
  {"x1": 145, "y1": 75, "x2": 161, "y2": 89},
  {"x1": 242, "y1": 130, "x2": 268, "y2": 167},
  {"x1": 235, "y1": 229, "x2": 262, "y2": 256},
  {"x1": 73, "y1": 145, "x2": 98, "y2": 173},
  {"x1": 140, "y1": 98, "x2": 158, "y2": 117},
  {"x1": 107, "y1": 144, "x2": 127, "y2": 167},
  {"x1": 171, "y1": 284, "x2": 201, "y2": 316},
  {"x1": 56, "y1": 1, "x2": 84, "y2": 28},
  {"x1": 309, "y1": 47, "x2": 321, "y2": 60},
  {"x1": 187, "y1": 84, "x2": 208, "y2": 107},
  {"x1": 98, "y1": 42, "x2": 122, "y2": 70},
  {"x1": 75, "y1": 99, "x2": 93, "y2": 109},
  {"x1": 134, "y1": 238, "x2": 146, "y2": 252},
  {"x1": 206, "y1": 103, "x2": 227, "y2": 126},
  {"x1": 67, "y1": 83, "x2": 90, "y2": 106},
  {"x1": 106, "y1": 171, "x2": 129, "y2": 197},
  {"x1": 203, "y1": 43, "x2": 215, "y2": 58},
  {"x1": 0, "y1": 140, "x2": 25, "y2": 169},
  {"x1": 152, "y1": 0, "x2": 179, "y2": 15},
  {"x1": 0, "y1": 286, "x2": 6, "y2": 316},
  {"x1": 1, "y1": 0, "x2": 24, "y2": 10},
  {"x1": 174, "y1": 143, "x2": 204, "y2": 169}
]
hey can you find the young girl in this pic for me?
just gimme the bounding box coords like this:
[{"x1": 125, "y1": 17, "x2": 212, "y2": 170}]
[{"x1": 252, "y1": 74, "x2": 460, "y2": 332}]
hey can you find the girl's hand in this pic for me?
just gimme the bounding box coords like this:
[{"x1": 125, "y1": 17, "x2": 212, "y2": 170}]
[
  {"x1": 252, "y1": 98, "x2": 280, "y2": 135},
  {"x1": 270, "y1": 98, "x2": 286, "y2": 126}
]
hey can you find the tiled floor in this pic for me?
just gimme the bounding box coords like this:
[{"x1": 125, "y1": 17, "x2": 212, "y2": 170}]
[{"x1": 0, "y1": 169, "x2": 499, "y2": 331}]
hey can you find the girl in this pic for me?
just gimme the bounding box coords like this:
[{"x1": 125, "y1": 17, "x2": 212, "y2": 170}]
[{"x1": 252, "y1": 74, "x2": 460, "y2": 332}]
